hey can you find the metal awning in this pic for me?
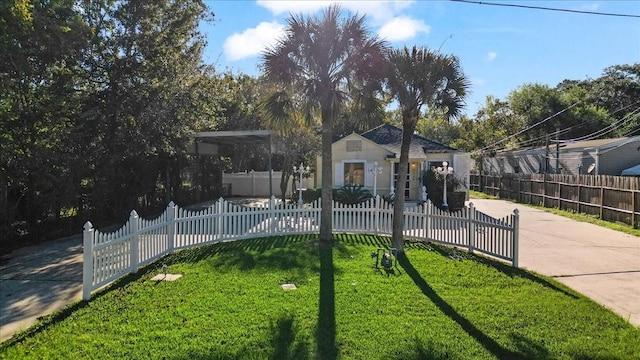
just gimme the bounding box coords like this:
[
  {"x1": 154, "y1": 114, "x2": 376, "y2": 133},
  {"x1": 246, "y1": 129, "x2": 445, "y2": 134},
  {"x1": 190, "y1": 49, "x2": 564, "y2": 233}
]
[
  {"x1": 194, "y1": 130, "x2": 274, "y2": 145},
  {"x1": 187, "y1": 130, "x2": 277, "y2": 197}
]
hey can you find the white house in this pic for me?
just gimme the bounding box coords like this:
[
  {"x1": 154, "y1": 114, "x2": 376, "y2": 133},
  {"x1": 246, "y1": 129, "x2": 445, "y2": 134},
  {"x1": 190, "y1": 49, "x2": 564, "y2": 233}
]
[{"x1": 315, "y1": 124, "x2": 470, "y2": 201}]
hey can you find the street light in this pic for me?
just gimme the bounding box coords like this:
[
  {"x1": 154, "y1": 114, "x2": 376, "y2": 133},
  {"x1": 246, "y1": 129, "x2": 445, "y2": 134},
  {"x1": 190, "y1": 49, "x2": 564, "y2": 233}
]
[
  {"x1": 436, "y1": 161, "x2": 454, "y2": 209},
  {"x1": 293, "y1": 162, "x2": 310, "y2": 205},
  {"x1": 368, "y1": 161, "x2": 383, "y2": 196}
]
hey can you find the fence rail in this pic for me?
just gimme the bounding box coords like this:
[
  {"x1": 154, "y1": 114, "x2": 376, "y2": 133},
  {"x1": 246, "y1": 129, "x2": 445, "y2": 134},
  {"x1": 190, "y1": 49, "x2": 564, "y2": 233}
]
[
  {"x1": 83, "y1": 197, "x2": 519, "y2": 300},
  {"x1": 471, "y1": 173, "x2": 639, "y2": 229}
]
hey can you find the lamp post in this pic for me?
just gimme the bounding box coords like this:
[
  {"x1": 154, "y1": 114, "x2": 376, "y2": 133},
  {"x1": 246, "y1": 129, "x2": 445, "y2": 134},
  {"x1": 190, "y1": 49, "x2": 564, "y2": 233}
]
[
  {"x1": 368, "y1": 161, "x2": 383, "y2": 196},
  {"x1": 436, "y1": 161, "x2": 454, "y2": 209},
  {"x1": 293, "y1": 162, "x2": 310, "y2": 205}
]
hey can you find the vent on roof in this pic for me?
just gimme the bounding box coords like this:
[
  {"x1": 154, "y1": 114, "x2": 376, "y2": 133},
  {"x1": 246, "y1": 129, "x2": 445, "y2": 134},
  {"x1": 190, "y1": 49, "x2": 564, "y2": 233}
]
[{"x1": 346, "y1": 140, "x2": 362, "y2": 152}]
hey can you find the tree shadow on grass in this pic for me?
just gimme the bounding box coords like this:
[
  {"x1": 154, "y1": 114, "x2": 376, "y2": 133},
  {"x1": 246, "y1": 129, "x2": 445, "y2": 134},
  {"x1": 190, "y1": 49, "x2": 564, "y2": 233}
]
[
  {"x1": 164, "y1": 235, "x2": 321, "y2": 274},
  {"x1": 316, "y1": 241, "x2": 338, "y2": 360},
  {"x1": 270, "y1": 314, "x2": 311, "y2": 360},
  {"x1": 428, "y1": 244, "x2": 579, "y2": 299},
  {"x1": 397, "y1": 252, "x2": 527, "y2": 360}
]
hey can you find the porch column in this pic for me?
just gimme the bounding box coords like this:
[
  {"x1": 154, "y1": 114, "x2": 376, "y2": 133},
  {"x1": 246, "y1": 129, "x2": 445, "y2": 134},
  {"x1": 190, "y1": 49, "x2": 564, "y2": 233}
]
[{"x1": 389, "y1": 160, "x2": 395, "y2": 196}]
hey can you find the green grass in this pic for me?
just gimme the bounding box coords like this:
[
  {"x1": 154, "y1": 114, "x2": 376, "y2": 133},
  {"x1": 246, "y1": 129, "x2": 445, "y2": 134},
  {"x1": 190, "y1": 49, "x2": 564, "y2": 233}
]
[{"x1": 2, "y1": 235, "x2": 639, "y2": 359}]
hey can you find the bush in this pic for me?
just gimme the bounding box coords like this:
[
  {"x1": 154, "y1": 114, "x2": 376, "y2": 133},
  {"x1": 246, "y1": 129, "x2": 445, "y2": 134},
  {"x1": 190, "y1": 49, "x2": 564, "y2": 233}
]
[
  {"x1": 333, "y1": 185, "x2": 372, "y2": 205},
  {"x1": 423, "y1": 169, "x2": 458, "y2": 210},
  {"x1": 303, "y1": 188, "x2": 321, "y2": 203}
]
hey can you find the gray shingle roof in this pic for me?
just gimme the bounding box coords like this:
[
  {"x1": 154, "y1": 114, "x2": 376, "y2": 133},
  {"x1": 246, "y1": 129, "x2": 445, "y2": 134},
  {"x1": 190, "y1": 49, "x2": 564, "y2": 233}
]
[{"x1": 360, "y1": 123, "x2": 458, "y2": 159}]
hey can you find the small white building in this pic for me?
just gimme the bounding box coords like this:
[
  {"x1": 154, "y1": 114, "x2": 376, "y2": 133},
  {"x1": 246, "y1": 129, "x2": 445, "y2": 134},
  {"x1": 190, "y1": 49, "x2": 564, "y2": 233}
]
[{"x1": 316, "y1": 124, "x2": 470, "y2": 201}]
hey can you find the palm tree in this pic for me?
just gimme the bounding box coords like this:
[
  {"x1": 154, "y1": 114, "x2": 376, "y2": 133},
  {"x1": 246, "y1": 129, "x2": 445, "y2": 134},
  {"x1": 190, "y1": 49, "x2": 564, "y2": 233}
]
[
  {"x1": 261, "y1": 5, "x2": 387, "y2": 245},
  {"x1": 386, "y1": 46, "x2": 470, "y2": 253}
]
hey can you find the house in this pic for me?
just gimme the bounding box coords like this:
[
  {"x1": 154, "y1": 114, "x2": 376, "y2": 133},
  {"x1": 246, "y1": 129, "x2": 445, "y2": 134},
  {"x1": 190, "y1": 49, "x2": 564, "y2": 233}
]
[
  {"x1": 315, "y1": 124, "x2": 470, "y2": 201},
  {"x1": 479, "y1": 135, "x2": 640, "y2": 176}
]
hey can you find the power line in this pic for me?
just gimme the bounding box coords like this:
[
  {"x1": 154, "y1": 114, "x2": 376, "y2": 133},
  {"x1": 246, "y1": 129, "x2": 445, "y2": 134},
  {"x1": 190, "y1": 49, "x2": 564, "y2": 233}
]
[
  {"x1": 477, "y1": 101, "x2": 580, "y2": 153},
  {"x1": 451, "y1": 0, "x2": 640, "y2": 18}
]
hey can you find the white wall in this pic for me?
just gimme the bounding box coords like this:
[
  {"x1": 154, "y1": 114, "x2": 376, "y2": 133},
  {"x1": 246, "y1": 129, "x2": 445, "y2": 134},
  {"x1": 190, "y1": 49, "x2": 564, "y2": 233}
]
[{"x1": 223, "y1": 171, "x2": 316, "y2": 197}]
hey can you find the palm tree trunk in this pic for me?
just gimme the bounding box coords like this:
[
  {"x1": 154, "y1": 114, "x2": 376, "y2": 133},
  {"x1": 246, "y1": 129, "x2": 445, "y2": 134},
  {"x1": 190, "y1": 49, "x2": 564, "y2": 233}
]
[
  {"x1": 392, "y1": 114, "x2": 418, "y2": 252},
  {"x1": 319, "y1": 106, "x2": 333, "y2": 245}
]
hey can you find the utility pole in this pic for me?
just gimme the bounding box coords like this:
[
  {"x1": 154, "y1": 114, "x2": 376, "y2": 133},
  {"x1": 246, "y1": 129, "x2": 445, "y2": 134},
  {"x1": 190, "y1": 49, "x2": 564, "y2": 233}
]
[
  {"x1": 545, "y1": 134, "x2": 549, "y2": 174},
  {"x1": 555, "y1": 128, "x2": 560, "y2": 174}
]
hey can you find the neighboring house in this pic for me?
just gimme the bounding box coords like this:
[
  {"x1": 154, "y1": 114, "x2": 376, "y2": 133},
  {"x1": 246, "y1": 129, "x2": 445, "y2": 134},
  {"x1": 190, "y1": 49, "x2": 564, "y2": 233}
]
[
  {"x1": 479, "y1": 136, "x2": 640, "y2": 176},
  {"x1": 315, "y1": 123, "x2": 470, "y2": 201}
]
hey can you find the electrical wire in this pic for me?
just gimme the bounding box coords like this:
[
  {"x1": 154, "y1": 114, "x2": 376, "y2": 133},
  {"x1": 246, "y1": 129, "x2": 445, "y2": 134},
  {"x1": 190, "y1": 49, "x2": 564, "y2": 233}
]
[
  {"x1": 450, "y1": 0, "x2": 640, "y2": 18},
  {"x1": 556, "y1": 105, "x2": 640, "y2": 143},
  {"x1": 477, "y1": 101, "x2": 580, "y2": 153}
]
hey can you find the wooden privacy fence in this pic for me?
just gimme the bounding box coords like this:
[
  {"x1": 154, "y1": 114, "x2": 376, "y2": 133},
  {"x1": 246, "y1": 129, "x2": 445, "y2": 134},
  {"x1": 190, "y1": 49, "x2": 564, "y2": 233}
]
[
  {"x1": 83, "y1": 197, "x2": 519, "y2": 300},
  {"x1": 471, "y1": 173, "x2": 640, "y2": 228}
]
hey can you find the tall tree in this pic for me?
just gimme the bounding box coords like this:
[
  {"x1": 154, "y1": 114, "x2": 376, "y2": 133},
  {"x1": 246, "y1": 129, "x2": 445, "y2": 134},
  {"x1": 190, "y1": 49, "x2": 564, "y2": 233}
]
[
  {"x1": 579, "y1": 64, "x2": 640, "y2": 137},
  {"x1": 261, "y1": 5, "x2": 387, "y2": 244},
  {"x1": 386, "y1": 46, "x2": 469, "y2": 252},
  {"x1": 77, "y1": 0, "x2": 212, "y2": 218},
  {"x1": 0, "y1": 0, "x2": 89, "y2": 247}
]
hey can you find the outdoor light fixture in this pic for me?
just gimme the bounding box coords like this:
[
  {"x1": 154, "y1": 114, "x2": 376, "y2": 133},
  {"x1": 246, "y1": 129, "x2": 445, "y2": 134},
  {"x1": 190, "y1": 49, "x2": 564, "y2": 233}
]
[
  {"x1": 436, "y1": 161, "x2": 454, "y2": 209},
  {"x1": 368, "y1": 161, "x2": 383, "y2": 196},
  {"x1": 371, "y1": 247, "x2": 397, "y2": 275},
  {"x1": 293, "y1": 162, "x2": 310, "y2": 206}
]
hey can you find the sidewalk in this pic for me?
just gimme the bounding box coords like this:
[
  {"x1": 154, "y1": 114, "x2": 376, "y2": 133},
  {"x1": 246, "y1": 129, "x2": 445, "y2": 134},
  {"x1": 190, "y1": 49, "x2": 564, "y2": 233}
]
[{"x1": 1, "y1": 198, "x2": 638, "y2": 343}]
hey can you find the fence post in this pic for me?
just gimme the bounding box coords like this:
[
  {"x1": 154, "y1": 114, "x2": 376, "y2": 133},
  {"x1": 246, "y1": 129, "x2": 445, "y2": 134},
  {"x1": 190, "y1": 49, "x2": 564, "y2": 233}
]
[
  {"x1": 82, "y1": 221, "x2": 94, "y2": 301},
  {"x1": 217, "y1": 197, "x2": 224, "y2": 241},
  {"x1": 425, "y1": 200, "x2": 432, "y2": 241},
  {"x1": 512, "y1": 208, "x2": 520, "y2": 268},
  {"x1": 269, "y1": 195, "x2": 277, "y2": 234},
  {"x1": 599, "y1": 186, "x2": 604, "y2": 220},
  {"x1": 374, "y1": 195, "x2": 380, "y2": 235},
  {"x1": 468, "y1": 202, "x2": 476, "y2": 254},
  {"x1": 167, "y1": 201, "x2": 176, "y2": 253},
  {"x1": 130, "y1": 210, "x2": 139, "y2": 273}
]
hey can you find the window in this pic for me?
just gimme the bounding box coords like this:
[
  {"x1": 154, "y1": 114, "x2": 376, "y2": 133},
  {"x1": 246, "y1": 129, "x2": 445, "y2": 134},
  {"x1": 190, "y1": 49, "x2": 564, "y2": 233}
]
[
  {"x1": 344, "y1": 162, "x2": 365, "y2": 186},
  {"x1": 346, "y1": 140, "x2": 362, "y2": 152}
]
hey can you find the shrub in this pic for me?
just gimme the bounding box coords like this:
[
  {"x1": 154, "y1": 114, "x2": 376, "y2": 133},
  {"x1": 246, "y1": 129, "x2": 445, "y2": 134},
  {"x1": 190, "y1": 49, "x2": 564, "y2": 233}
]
[{"x1": 333, "y1": 185, "x2": 372, "y2": 205}]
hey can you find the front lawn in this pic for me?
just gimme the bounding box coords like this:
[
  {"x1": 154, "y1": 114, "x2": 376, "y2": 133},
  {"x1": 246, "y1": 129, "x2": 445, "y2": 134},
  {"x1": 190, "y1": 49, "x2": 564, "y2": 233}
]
[{"x1": 2, "y1": 234, "x2": 638, "y2": 359}]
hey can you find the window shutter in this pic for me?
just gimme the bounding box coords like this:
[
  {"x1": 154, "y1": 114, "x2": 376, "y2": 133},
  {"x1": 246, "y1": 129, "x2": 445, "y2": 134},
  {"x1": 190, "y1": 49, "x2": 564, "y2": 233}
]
[{"x1": 334, "y1": 163, "x2": 344, "y2": 187}]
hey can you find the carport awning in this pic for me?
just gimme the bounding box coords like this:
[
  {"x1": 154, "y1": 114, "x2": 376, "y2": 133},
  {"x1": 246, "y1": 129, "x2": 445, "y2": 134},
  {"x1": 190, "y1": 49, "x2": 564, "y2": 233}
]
[
  {"x1": 187, "y1": 130, "x2": 277, "y2": 198},
  {"x1": 187, "y1": 130, "x2": 275, "y2": 155}
]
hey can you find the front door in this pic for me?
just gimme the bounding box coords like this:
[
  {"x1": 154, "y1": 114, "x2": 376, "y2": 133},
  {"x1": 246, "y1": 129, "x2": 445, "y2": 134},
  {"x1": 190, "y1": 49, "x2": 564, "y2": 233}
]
[
  {"x1": 394, "y1": 162, "x2": 420, "y2": 200},
  {"x1": 408, "y1": 162, "x2": 420, "y2": 200}
]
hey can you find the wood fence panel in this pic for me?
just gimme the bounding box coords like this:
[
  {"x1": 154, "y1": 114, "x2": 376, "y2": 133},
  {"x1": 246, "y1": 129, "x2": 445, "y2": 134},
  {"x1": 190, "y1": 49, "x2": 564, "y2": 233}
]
[{"x1": 472, "y1": 173, "x2": 640, "y2": 228}]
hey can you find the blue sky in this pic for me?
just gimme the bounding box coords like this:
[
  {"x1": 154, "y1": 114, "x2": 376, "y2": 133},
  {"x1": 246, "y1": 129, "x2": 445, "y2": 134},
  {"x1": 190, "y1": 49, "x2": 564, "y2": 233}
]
[{"x1": 200, "y1": 0, "x2": 640, "y2": 116}]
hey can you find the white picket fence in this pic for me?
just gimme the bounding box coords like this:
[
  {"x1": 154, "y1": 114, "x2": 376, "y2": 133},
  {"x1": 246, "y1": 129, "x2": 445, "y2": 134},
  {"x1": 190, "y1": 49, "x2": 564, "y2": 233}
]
[{"x1": 82, "y1": 197, "x2": 519, "y2": 300}]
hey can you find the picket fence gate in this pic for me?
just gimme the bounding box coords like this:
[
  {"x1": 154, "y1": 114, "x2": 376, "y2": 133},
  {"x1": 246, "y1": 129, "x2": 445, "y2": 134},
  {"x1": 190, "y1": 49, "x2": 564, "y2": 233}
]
[{"x1": 82, "y1": 197, "x2": 519, "y2": 300}]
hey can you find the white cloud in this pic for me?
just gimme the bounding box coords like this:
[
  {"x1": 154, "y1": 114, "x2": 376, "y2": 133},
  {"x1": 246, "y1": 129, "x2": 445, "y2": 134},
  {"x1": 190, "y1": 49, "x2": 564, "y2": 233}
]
[
  {"x1": 223, "y1": 22, "x2": 286, "y2": 61},
  {"x1": 256, "y1": 0, "x2": 336, "y2": 15},
  {"x1": 257, "y1": 1, "x2": 415, "y2": 23},
  {"x1": 575, "y1": 3, "x2": 600, "y2": 12},
  {"x1": 487, "y1": 51, "x2": 497, "y2": 62},
  {"x1": 378, "y1": 16, "x2": 430, "y2": 42},
  {"x1": 471, "y1": 77, "x2": 486, "y2": 86}
]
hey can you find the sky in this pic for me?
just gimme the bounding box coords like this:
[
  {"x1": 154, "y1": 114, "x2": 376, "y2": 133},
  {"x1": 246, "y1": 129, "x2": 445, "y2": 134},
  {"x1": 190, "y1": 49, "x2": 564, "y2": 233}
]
[{"x1": 199, "y1": 0, "x2": 640, "y2": 116}]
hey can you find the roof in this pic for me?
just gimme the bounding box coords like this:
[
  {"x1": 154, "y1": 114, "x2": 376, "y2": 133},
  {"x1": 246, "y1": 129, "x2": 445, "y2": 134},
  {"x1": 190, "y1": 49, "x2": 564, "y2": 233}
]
[
  {"x1": 558, "y1": 137, "x2": 631, "y2": 151},
  {"x1": 359, "y1": 123, "x2": 458, "y2": 159},
  {"x1": 188, "y1": 130, "x2": 275, "y2": 156},
  {"x1": 496, "y1": 136, "x2": 640, "y2": 156},
  {"x1": 194, "y1": 130, "x2": 274, "y2": 145},
  {"x1": 621, "y1": 163, "x2": 640, "y2": 176}
]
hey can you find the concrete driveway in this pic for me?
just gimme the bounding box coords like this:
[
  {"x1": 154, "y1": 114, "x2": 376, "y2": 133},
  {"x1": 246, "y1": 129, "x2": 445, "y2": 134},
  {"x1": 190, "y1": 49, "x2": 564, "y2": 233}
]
[
  {"x1": 1, "y1": 198, "x2": 638, "y2": 343},
  {"x1": 0, "y1": 235, "x2": 83, "y2": 343},
  {"x1": 470, "y1": 198, "x2": 640, "y2": 326}
]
